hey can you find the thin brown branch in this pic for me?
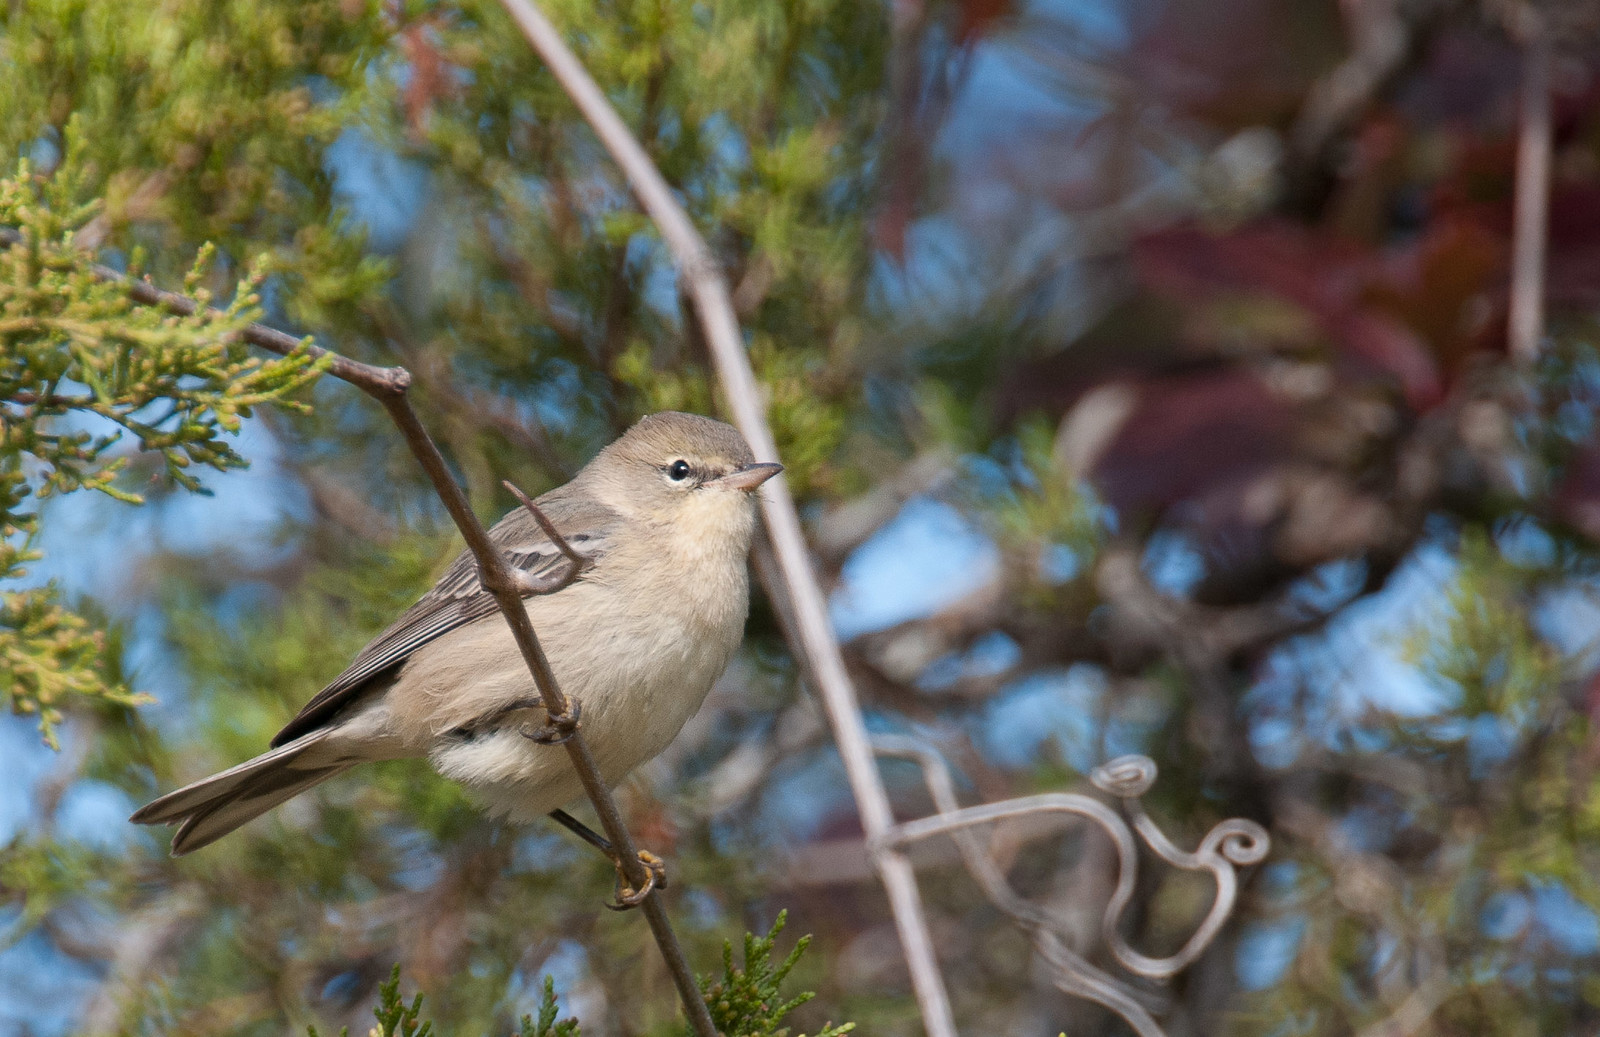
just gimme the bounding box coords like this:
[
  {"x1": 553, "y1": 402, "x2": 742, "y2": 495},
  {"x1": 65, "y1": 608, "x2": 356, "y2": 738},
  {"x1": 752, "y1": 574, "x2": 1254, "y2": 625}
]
[
  {"x1": 0, "y1": 225, "x2": 410, "y2": 393},
  {"x1": 502, "y1": 479, "x2": 590, "y2": 594},
  {"x1": 7, "y1": 390, "x2": 97, "y2": 408},
  {"x1": 0, "y1": 224, "x2": 714, "y2": 1036},
  {"x1": 1354, "y1": 966, "x2": 1450, "y2": 1037},
  {"x1": 299, "y1": 464, "x2": 404, "y2": 545},
  {"x1": 487, "y1": 3, "x2": 959, "y2": 1032},
  {"x1": 472, "y1": 211, "x2": 589, "y2": 348},
  {"x1": 811, "y1": 450, "x2": 954, "y2": 564},
  {"x1": 259, "y1": 408, "x2": 403, "y2": 545}
]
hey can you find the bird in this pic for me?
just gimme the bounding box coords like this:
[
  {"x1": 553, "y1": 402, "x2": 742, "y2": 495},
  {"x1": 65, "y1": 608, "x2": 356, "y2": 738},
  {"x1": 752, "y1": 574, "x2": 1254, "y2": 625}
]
[{"x1": 131, "y1": 411, "x2": 783, "y2": 856}]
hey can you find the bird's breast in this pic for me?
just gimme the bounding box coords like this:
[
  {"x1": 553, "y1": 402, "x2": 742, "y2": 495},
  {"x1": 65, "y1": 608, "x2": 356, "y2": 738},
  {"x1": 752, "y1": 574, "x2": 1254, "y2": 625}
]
[{"x1": 406, "y1": 506, "x2": 756, "y2": 822}]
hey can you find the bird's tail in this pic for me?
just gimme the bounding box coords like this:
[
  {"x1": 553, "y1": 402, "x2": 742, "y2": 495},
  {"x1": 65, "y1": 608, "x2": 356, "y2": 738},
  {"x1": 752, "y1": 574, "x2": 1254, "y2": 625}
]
[{"x1": 129, "y1": 731, "x2": 352, "y2": 856}]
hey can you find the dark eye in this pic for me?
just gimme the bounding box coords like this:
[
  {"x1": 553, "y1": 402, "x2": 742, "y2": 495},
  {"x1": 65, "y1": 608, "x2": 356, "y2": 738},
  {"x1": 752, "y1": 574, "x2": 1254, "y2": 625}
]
[{"x1": 667, "y1": 459, "x2": 692, "y2": 482}]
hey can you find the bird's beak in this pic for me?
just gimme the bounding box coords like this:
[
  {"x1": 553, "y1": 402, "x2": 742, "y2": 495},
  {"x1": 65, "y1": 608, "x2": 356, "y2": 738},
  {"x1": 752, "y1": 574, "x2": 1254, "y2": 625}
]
[{"x1": 710, "y1": 461, "x2": 784, "y2": 491}]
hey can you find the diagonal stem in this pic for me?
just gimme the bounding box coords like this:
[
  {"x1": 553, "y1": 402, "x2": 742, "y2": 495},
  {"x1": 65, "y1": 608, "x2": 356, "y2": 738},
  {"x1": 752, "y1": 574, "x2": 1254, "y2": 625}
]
[
  {"x1": 0, "y1": 225, "x2": 410, "y2": 392},
  {"x1": 485, "y1": 1, "x2": 959, "y2": 1033},
  {"x1": 349, "y1": 363, "x2": 717, "y2": 1037},
  {"x1": 503, "y1": 480, "x2": 590, "y2": 594}
]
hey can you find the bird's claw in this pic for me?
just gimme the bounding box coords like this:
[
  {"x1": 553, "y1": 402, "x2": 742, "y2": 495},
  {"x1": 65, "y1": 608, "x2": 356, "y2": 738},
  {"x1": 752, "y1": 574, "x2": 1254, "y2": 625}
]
[
  {"x1": 522, "y1": 698, "x2": 582, "y2": 745},
  {"x1": 606, "y1": 850, "x2": 667, "y2": 911}
]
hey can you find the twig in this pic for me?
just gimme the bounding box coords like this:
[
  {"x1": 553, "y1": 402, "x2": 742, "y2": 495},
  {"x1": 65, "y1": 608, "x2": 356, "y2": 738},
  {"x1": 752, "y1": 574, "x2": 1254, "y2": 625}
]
[
  {"x1": 76, "y1": 889, "x2": 206, "y2": 1037},
  {"x1": 1, "y1": 226, "x2": 717, "y2": 1037},
  {"x1": 0, "y1": 225, "x2": 409, "y2": 393},
  {"x1": 874, "y1": 738, "x2": 1166, "y2": 1036},
  {"x1": 381, "y1": 319, "x2": 570, "y2": 477},
  {"x1": 1508, "y1": 14, "x2": 1552, "y2": 364},
  {"x1": 485, "y1": 2, "x2": 962, "y2": 1032},
  {"x1": 502, "y1": 480, "x2": 591, "y2": 594},
  {"x1": 549, "y1": 807, "x2": 615, "y2": 854}
]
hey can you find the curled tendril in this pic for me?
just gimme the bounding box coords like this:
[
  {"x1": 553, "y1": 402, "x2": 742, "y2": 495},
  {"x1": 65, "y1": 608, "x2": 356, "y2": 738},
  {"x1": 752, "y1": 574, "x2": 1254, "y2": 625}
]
[
  {"x1": 1204, "y1": 820, "x2": 1271, "y2": 866},
  {"x1": 1091, "y1": 754, "x2": 1157, "y2": 797},
  {"x1": 874, "y1": 738, "x2": 1270, "y2": 1032}
]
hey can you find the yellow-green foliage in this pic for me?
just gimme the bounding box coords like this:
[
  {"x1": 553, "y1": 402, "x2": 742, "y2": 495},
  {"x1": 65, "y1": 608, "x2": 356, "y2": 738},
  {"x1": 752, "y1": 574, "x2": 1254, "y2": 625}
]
[
  {"x1": 0, "y1": 151, "x2": 327, "y2": 745},
  {"x1": 310, "y1": 917, "x2": 850, "y2": 1037},
  {"x1": 1, "y1": 0, "x2": 393, "y2": 749},
  {"x1": 0, "y1": 0, "x2": 388, "y2": 263},
  {"x1": 1404, "y1": 529, "x2": 1562, "y2": 716},
  {"x1": 700, "y1": 911, "x2": 853, "y2": 1037},
  {"x1": 398, "y1": 0, "x2": 874, "y2": 492}
]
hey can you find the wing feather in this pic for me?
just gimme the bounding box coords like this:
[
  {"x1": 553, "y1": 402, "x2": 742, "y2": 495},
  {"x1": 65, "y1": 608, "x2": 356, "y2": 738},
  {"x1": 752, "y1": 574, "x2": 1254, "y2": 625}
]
[{"x1": 270, "y1": 493, "x2": 615, "y2": 747}]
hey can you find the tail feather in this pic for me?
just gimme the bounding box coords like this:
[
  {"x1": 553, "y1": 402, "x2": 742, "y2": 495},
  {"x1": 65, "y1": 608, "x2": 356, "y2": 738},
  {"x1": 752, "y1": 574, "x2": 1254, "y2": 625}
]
[
  {"x1": 130, "y1": 731, "x2": 351, "y2": 855},
  {"x1": 168, "y1": 763, "x2": 349, "y2": 855}
]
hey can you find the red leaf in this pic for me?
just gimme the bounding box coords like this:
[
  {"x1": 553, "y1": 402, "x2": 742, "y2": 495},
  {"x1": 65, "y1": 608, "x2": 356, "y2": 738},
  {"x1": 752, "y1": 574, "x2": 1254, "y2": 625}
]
[
  {"x1": 1087, "y1": 368, "x2": 1294, "y2": 513},
  {"x1": 1134, "y1": 225, "x2": 1443, "y2": 407},
  {"x1": 1363, "y1": 215, "x2": 1504, "y2": 376}
]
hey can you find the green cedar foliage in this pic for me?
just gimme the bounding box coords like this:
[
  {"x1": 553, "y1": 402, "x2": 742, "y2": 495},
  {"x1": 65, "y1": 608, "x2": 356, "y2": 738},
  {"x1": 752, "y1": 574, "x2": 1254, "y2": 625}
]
[
  {"x1": 0, "y1": 0, "x2": 392, "y2": 747},
  {"x1": 700, "y1": 912, "x2": 853, "y2": 1037},
  {"x1": 516, "y1": 978, "x2": 580, "y2": 1037},
  {"x1": 0, "y1": 148, "x2": 324, "y2": 746},
  {"x1": 311, "y1": 918, "x2": 850, "y2": 1037}
]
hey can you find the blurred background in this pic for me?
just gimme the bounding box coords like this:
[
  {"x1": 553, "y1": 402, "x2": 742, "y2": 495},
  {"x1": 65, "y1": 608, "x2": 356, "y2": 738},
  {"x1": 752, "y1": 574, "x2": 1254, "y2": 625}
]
[{"x1": 5, "y1": 0, "x2": 1600, "y2": 1033}]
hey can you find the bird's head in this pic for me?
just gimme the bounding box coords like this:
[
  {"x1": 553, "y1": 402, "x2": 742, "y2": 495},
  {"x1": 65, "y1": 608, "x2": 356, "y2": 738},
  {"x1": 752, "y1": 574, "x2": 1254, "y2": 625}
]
[{"x1": 582, "y1": 412, "x2": 782, "y2": 544}]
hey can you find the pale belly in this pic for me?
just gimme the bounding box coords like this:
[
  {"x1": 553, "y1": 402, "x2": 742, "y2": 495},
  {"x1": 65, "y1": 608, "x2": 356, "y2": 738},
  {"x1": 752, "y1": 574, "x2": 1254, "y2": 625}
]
[{"x1": 405, "y1": 575, "x2": 745, "y2": 822}]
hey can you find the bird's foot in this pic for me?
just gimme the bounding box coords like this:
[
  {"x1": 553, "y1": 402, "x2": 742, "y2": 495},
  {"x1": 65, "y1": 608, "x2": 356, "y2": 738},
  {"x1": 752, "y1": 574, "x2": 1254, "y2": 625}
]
[
  {"x1": 606, "y1": 850, "x2": 668, "y2": 911},
  {"x1": 544, "y1": 810, "x2": 666, "y2": 910},
  {"x1": 522, "y1": 697, "x2": 582, "y2": 745}
]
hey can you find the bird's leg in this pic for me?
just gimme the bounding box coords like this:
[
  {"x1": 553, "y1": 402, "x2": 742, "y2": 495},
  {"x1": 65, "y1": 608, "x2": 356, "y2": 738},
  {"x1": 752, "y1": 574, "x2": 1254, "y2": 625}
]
[
  {"x1": 548, "y1": 807, "x2": 612, "y2": 853},
  {"x1": 547, "y1": 808, "x2": 670, "y2": 911},
  {"x1": 450, "y1": 696, "x2": 546, "y2": 738},
  {"x1": 521, "y1": 696, "x2": 582, "y2": 744},
  {"x1": 449, "y1": 696, "x2": 581, "y2": 744}
]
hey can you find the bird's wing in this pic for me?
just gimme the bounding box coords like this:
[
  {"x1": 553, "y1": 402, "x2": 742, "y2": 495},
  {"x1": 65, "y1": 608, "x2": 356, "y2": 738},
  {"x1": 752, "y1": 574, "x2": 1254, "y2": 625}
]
[{"x1": 270, "y1": 492, "x2": 619, "y2": 747}]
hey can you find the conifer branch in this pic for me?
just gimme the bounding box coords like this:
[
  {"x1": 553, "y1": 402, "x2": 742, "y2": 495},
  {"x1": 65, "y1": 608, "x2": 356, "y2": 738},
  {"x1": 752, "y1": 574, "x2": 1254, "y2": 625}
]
[{"x1": 0, "y1": 226, "x2": 410, "y2": 393}]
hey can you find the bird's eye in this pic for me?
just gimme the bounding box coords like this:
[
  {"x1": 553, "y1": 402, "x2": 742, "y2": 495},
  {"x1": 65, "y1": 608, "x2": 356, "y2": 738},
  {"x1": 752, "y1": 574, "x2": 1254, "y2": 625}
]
[{"x1": 667, "y1": 459, "x2": 692, "y2": 482}]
